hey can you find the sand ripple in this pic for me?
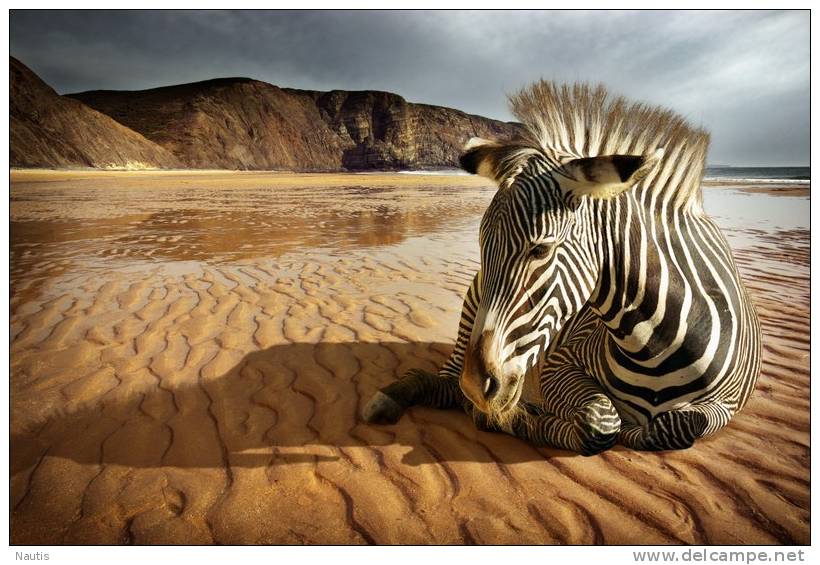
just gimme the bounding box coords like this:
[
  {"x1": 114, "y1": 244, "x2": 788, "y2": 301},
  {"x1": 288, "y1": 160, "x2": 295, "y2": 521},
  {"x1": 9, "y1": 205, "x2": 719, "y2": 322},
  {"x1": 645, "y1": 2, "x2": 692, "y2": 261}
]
[{"x1": 10, "y1": 172, "x2": 809, "y2": 544}]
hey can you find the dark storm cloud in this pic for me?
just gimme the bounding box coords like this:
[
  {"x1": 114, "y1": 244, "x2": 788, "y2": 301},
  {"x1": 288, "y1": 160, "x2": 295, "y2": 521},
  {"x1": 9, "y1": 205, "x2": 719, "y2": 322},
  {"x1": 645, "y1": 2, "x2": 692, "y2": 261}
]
[{"x1": 10, "y1": 9, "x2": 808, "y2": 166}]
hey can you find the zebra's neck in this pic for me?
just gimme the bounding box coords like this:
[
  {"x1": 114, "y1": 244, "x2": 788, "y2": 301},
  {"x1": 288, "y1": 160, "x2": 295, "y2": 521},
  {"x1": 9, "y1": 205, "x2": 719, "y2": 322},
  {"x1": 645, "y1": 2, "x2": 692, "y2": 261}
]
[{"x1": 587, "y1": 191, "x2": 710, "y2": 359}]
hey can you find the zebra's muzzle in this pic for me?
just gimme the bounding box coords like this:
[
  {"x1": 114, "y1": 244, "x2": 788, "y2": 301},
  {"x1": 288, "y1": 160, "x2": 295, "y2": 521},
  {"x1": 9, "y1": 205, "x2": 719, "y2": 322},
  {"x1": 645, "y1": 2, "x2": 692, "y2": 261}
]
[
  {"x1": 461, "y1": 331, "x2": 524, "y2": 414},
  {"x1": 497, "y1": 377, "x2": 525, "y2": 413}
]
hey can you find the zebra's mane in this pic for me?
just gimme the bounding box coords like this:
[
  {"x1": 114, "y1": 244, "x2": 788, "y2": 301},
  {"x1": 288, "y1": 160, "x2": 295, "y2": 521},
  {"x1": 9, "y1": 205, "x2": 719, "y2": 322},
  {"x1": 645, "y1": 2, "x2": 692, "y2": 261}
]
[{"x1": 508, "y1": 81, "x2": 710, "y2": 210}]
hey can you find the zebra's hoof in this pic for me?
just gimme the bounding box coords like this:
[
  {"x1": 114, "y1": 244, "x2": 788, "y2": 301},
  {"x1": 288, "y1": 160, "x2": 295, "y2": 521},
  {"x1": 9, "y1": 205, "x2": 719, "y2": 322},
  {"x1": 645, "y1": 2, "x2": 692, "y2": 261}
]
[
  {"x1": 362, "y1": 391, "x2": 405, "y2": 425},
  {"x1": 645, "y1": 410, "x2": 709, "y2": 451},
  {"x1": 572, "y1": 399, "x2": 621, "y2": 456}
]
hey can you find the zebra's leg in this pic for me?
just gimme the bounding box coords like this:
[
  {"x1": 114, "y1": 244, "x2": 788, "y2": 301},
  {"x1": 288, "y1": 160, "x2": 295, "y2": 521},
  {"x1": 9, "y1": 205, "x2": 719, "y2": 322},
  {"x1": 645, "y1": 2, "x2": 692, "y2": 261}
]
[
  {"x1": 619, "y1": 402, "x2": 731, "y2": 451},
  {"x1": 362, "y1": 369, "x2": 464, "y2": 424},
  {"x1": 503, "y1": 363, "x2": 622, "y2": 456},
  {"x1": 362, "y1": 274, "x2": 480, "y2": 425}
]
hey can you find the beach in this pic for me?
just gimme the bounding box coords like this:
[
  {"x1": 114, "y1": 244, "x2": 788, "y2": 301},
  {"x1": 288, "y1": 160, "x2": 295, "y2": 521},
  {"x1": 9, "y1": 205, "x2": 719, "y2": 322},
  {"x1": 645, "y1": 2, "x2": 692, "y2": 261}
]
[{"x1": 10, "y1": 170, "x2": 809, "y2": 545}]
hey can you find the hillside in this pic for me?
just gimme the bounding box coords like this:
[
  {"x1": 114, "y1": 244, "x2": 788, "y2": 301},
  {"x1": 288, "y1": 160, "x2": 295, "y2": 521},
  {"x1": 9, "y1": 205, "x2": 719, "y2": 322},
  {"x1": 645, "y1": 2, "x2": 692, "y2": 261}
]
[
  {"x1": 10, "y1": 57, "x2": 180, "y2": 169},
  {"x1": 11, "y1": 55, "x2": 520, "y2": 171},
  {"x1": 69, "y1": 79, "x2": 520, "y2": 170},
  {"x1": 70, "y1": 78, "x2": 515, "y2": 171}
]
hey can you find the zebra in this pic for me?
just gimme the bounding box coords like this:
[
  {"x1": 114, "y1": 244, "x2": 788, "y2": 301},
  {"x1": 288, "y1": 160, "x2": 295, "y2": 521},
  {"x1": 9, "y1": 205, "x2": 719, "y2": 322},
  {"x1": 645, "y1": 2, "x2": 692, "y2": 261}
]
[{"x1": 362, "y1": 81, "x2": 761, "y2": 454}]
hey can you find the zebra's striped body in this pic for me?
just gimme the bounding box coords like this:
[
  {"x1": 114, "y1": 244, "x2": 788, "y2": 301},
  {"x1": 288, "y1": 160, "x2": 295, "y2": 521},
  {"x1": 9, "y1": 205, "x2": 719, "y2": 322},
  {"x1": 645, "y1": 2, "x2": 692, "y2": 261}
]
[{"x1": 363, "y1": 82, "x2": 761, "y2": 453}]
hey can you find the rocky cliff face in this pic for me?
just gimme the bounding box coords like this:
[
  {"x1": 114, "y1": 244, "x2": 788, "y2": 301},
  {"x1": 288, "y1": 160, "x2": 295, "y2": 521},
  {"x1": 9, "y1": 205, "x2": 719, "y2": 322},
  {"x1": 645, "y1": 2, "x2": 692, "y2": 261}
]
[
  {"x1": 72, "y1": 80, "x2": 521, "y2": 171},
  {"x1": 70, "y1": 79, "x2": 349, "y2": 170},
  {"x1": 10, "y1": 57, "x2": 180, "y2": 169},
  {"x1": 303, "y1": 89, "x2": 518, "y2": 170},
  {"x1": 11, "y1": 55, "x2": 521, "y2": 171}
]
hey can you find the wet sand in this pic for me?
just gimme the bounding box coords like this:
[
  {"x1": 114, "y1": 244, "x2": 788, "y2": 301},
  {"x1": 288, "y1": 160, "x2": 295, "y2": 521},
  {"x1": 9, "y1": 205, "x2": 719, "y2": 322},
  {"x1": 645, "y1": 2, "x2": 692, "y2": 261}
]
[
  {"x1": 703, "y1": 179, "x2": 810, "y2": 198},
  {"x1": 10, "y1": 170, "x2": 809, "y2": 545}
]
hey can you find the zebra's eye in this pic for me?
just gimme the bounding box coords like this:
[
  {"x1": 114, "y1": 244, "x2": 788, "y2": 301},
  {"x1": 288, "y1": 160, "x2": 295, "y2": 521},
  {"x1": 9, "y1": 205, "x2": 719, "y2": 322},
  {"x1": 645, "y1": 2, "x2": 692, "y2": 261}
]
[{"x1": 530, "y1": 243, "x2": 554, "y2": 260}]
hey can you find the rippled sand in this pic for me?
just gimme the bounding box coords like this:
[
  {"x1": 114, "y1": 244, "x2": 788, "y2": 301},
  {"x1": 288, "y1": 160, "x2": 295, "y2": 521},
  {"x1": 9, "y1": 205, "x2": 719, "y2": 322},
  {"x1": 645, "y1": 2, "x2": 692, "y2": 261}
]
[{"x1": 10, "y1": 170, "x2": 809, "y2": 544}]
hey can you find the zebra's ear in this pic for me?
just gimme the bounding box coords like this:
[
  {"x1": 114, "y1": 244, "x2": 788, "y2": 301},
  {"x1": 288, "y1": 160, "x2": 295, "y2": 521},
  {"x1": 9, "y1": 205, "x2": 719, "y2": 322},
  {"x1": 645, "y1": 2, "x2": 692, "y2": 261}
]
[
  {"x1": 459, "y1": 138, "x2": 503, "y2": 181},
  {"x1": 459, "y1": 137, "x2": 539, "y2": 188},
  {"x1": 559, "y1": 148, "x2": 664, "y2": 200}
]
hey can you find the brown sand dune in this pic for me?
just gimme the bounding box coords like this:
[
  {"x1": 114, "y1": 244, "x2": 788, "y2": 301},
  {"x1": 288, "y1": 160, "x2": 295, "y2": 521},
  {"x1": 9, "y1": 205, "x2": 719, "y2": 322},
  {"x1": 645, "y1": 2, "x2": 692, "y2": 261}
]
[{"x1": 10, "y1": 171, "x2": 809, "y2": 545}]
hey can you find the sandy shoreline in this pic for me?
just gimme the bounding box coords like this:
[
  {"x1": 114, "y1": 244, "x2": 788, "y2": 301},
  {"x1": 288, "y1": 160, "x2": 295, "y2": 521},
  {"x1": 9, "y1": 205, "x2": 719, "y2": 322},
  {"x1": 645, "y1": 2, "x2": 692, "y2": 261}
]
[
  {"x1": 10, "y1": 171, "x2": 809, "y2": 544},
  {"x1": 10, "y1": 167, "x2": 811, "y2": 187},
  {"x1": 703, "y1": 180, "x2": 810, "y2": 197}
]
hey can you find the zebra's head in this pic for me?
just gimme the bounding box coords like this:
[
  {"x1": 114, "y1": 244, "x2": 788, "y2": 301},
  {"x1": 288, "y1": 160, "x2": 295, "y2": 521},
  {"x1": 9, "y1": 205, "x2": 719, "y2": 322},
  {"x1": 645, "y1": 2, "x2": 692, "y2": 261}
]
[{"x1": 457, "y1": 137, "x2": 663, "y2": 419}]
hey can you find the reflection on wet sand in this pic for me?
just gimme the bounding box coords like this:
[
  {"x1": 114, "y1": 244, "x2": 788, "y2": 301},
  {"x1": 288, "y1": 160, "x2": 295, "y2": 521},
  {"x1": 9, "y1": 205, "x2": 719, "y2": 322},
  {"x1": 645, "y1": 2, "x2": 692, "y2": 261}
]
[
  {"x1": 11, "y1": 172, "x2": 490, "y2": 311},
  {"x1": 10, "y1": 170, "x2": 810, "y2": 545}
]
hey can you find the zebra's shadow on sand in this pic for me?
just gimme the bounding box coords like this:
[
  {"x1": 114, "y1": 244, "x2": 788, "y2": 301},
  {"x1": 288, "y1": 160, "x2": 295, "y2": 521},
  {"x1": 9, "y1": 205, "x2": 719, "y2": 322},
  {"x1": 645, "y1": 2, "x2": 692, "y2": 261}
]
[{"x1": 12, "y1": 342, "x2": 581, "y2": 474}]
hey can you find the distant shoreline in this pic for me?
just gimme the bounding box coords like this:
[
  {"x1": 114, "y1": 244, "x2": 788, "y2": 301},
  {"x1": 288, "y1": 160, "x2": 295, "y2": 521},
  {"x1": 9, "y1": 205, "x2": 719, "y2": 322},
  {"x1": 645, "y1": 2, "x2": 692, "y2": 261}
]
[
  {"x1": 703, "y1": 182, "x2": 810, "y2": 198},
  {"x1": 10, "y1": 167, "x2": 811, "y2": 178},
  {"x1": 10, "y1": 168, "x2": 810, "y2": 193}
]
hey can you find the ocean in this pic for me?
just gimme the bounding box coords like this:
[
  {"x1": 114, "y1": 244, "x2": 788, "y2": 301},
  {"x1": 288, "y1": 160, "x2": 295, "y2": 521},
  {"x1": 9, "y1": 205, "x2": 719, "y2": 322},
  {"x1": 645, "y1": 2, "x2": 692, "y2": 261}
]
[{"x1": 704, "y1": 166, "x2": 810, "y2": 183}]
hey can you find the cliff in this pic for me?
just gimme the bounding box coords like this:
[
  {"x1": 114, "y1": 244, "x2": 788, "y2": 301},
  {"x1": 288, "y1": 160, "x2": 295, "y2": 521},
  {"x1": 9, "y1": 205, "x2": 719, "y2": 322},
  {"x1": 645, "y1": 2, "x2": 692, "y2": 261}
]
[
  {"x1": 295, "y1": 88, "x2": 519, "y2": 170},
  {"x1": 71, "y1": 80, "x2": 520, "y2": 171},
  {"x1": 10, "y1": 57, "x2": 180, "y2": 169},
  {"x1": 11, "y1": 56, "x2": 521, "y2": 171},
  {"x1": 69, "y1": 79, "x2": 349, "y2": 171}
]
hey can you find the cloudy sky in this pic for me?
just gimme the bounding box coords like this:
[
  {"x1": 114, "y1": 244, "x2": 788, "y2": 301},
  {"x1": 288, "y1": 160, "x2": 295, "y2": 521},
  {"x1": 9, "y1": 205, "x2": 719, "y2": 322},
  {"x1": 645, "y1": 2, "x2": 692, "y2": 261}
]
[{"x1": 10, "y1": 10, "x2": 809, "y2": 166}]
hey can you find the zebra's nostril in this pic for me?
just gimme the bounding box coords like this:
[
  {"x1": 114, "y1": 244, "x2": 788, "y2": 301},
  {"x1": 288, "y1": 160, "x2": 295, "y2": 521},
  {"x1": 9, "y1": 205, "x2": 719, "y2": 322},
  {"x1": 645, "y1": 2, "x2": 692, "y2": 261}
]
[{"x1": 483, "y1": 375, "x2": 499, "y2": 400}]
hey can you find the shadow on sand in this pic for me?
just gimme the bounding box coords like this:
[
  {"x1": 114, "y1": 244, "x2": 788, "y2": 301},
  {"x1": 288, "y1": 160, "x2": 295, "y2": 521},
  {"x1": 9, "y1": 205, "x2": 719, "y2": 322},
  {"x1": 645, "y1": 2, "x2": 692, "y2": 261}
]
[{"x1": 12, "y1": 341, "x2": 576, "y2": 473}]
